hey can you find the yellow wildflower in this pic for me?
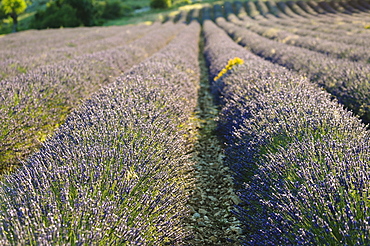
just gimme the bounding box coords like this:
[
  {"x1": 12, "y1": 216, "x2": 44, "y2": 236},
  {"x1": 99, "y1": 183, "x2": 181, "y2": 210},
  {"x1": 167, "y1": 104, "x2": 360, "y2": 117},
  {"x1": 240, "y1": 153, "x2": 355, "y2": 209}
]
[{"x1": 214, "y1": 57, "x2": 244, "y2": 81}]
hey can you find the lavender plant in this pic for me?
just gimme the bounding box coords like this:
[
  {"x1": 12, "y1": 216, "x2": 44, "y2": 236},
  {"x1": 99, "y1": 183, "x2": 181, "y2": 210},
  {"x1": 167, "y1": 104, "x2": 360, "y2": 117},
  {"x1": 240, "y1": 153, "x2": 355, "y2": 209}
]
[
  {"x1": 254, "y1": 0, "x2": 270, "y2": 17},
  {"x1": 213, "y1": 4, "x2": 225, "y2": 20},
  {"x1": 229, "y1": 15, "x2": 370, "y2": 63},
  {"x1": 286, "y1": 1, "x2": 312, "y2": 17},
  {"x1": 256, "y1": 17, "x2": 370, "y2": 47},
  {"x1": 296, "y1": 0, "x2": 321, "y2": 15},
  {"x1": 307, "y1": 0, "x2": 329, "y2": 14},
  {"x1": 0, "y1": 22, "x2": 183, "y2": 174},
  {"x1": 233, "y1": 1, "x2": 248, "y2": 18},
  {"x1": 203, "y1": 19, "x2": 370, "y2": 245},
  {"x1": 348, "y1": 0, "x2": 370, "y2": 12},
  {"x1": 201, "y1": 6, "x2": 213, "y2": 22},
  {"x1": 244, "y1": 1, "x2": 261, "y2": 19},
  {"x1": 0, "y1": 22, "x2": 200, "y2": 245},
  {"x1": 216, "y1": 18, "x2": 370, "y2": 124},
  {"x1": 0, "y1": 24, "x2": 154, "y2": 80},
  {"x1": 242, "y1": 0, "x2": 370, "y2": 34},
  {"x1": 339, "y1": 1, "x2": 361, "y2": 14},
  {"x1": 265, "y1": 0, "x2": 288, "y2": 18},
  {"x1": 319, "y1": 1, "x2": 343, "y2": 14},
  {"x1": 359, "y1": 0, "x2": 370, "y2": 9},
  {"x1": 277, "y1": 1, "x2": 304, "y2": 18}
]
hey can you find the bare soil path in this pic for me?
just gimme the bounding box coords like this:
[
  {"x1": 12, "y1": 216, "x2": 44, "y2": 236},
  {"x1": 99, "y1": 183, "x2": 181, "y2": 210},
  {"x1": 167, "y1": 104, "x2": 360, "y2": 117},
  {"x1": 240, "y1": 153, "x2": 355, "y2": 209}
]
[{"x1": 183, "y1": 30, "x2": 242, "y2": 245}]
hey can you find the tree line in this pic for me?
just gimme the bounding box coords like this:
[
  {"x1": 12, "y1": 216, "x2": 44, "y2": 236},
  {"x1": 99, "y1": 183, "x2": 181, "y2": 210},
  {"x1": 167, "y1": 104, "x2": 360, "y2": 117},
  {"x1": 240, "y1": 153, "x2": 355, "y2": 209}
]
[{"x1": 0, "y1": 0, "x2": 134, "y2": 32}]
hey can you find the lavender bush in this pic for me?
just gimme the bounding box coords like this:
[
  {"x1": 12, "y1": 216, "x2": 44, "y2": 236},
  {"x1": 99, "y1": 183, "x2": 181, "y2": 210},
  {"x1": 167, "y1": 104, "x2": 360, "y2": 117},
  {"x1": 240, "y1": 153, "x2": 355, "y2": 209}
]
[
  {"x1": 348, "y1": 0, "x2": 370, "y2": 12},
  {"x1": 296, "y1": 1, "x2": 322, "y2": 15},
  {"x1": 0, "y1": 24, "x2": 154, "y2": 80},
  {"x1": 339, "y1": 1, "x2": 361, "y2": 14},
  {"x1": 254, "y1": 0, "x2": 270, "y2": 17},
  {"x1": 265, "y1": 0, "x2": 288, "y2": 18},
  {"x1": 201, "y1": 6, "x2": 213, "y2": 22},
  {"x1": 0, "y1": 22, "x2": 200, "y2": 245},
  {"x1": 307, "y1": 0, "x2": 328, "y2": 14},
  {"x1": 0, "y1": 22, "x2": 183, "y2": 174},
  {"x1": 233, "y1": 1, "x2": 248, "y2": 18},
  {"x1": 231, "y1": 0, "x2": 370, "y2": 36},
  {"x1": 213, "y1": 4, "x2": 225, "y2": 20},
  {"x1": 275, "y1": 14, "x2": 370, "y2": 35},
  {"x1": 248, "y1": 2, "x2": 370, "y2": 34},
  {"x1": 203, "y1": 19, "x2": 370, "y2": 245},
  {"x1": 228, "y1": 15, "x2": 370, "y2": 63},
  {"x1": 256, "y1": 17, "x2": 370, "y2": 47},
  {"x1": 277, "y1": 1, "x2": 304, "y2": 18},
  {"x1": 216, "y1": 18, "x2": 370, "y2": 124},
  {"x1": 319, "y1": 1, "x2": 343, "y2": 14},
  {"x1": 286, "y1": 1, "x2": 312, "y2": 17},
  {"x1": 244, "y1": 1, "x2": 261, "y2": 18},
  {"x1": 359, "y1": 0, "x2": 370, "y2": 9}
]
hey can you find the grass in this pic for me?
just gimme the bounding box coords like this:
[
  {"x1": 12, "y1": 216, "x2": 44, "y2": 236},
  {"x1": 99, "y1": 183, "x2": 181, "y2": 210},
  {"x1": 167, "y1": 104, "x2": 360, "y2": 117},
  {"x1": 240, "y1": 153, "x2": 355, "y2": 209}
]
[
  {"x1": 104, "y1": 8, "x2": 174, "y2": 26},
  {"x1": 103, "y1": 1, "x2": 209, "y2": 26}
]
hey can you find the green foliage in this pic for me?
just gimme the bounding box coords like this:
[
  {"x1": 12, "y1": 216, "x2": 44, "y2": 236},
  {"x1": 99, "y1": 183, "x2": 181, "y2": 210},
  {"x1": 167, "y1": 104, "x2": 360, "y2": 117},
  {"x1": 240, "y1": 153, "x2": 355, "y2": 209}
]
[
  {"x1": 31, "y1": 3, "x2": 80, "y2": 28},
  {"x1": 101, "y1": 1, "x2": 132, "y2": 19},
  {"x1": 150, "y1": 0, "x2": 172, "y2": 9},
  {"x1": 1, "y1": 0, "x2": 27, "y2": 15},
  {"x1": 31, "y1": 0, "x2": 133, "y2": 29},
  {"x1": 0, "y1": 5, "x2": 6, "y2": 19},
  {"x1": 31, "y1": 0, "x2": 101, "y2": 29},
  {"x1": 1, "y1": 0, "x2": 27, "y2": 32},
  {"x1": 172, "y1": 0, "x2": 191, "y2": 5},
  {"x1": 64, "y1": 0, "x2": 97, "y2": 26}
]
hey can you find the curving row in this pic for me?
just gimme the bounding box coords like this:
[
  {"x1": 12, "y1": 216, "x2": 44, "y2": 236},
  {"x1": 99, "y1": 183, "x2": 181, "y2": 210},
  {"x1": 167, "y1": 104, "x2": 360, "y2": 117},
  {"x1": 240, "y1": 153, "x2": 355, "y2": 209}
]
[
  {"x1": 245, "y1": 0, "x2": 370, "y2": 45},
  {"x1": 215, "y1": 17, "x2": 370, "y2": 125},
  {"x1": 0, "y1": 24, "x2": 155, "y2": 80},
  {"x1": 253, "y1": 15, "x2": 370, "y2": 47},
  {"x1": 182, "y1": 0, "x2": 370, "y2": 30},
  {"x1": 0, "y1": 22, "x2": 200, "y2": 245},
  {"x1": 0, "y1": 22, "x2": 183, "y2": 174},
  {"x1": 260, "y1": 0, "x2": 370, "y2": 22},
  {"x1": 227, "y1": 1, "x2": 370, "y2": 37},
  {"x1": 226, "y1": 14, "x2": 370, "y2": 63},
  {"x1": 203, "y1": 19, "x2": 370, "y2": 245}
]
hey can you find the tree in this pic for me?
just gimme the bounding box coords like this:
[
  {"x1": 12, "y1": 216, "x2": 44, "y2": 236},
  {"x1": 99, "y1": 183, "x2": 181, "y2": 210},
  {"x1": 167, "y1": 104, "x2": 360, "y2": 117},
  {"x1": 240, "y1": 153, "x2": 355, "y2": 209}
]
[
  {"x1": 31, "y1": 0, "x2": 102, "y2": 29},
  {"x1": 1, "y1": 0, "x2": 27, "y2": 32},
  {"x1": 66, "y1": 0, "x2": 97, "y2": 26},
  {"x1": 150, "y1": 0, "x2": 172, "y2": 9},
  {"x1": 32, "y1": 3, "x2": 80, "y2": 29}
]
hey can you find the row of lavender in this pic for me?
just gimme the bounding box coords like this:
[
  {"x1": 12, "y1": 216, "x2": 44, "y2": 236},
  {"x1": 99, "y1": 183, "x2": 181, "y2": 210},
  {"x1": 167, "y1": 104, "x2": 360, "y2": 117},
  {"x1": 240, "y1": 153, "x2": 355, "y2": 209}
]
[
  {"x1": 224, "y1": 9, "x2": 370, "y2": 63},
  {"x1": 252, "y1": 13, "x2": 370, "y2": 47},
  {"x1": 224, "y1": 1, "x2": 370, "y2": 43},
  {"x1": 238, "y1": 0, "x2": 370, "y2": 24},
  {"x1": 254, "y1": 2, "x2": 370, "y2": 33},
  {"x1": 181, "y1": 1, "x2": 370, "y2": 51},
  {"x1": 240, "y1": 1, "x2": 370, "y2": 47},
  {"x1": 0, "y1": 26, "x2": 132, "y2": 60},
  {"x1": 203, "y1": 20, "x2": 370, "y2": 245},
  {"x1": 0, "y1": 24, "x2": 154, "y2": 80},
  {"x1": 215, "y1": 17, "x2": 370, "y2": 125},
  {"x1": 176, "y1": 0, "x2": 370, "y2": 29},
  {"x1": 0, "y1": 22, "x2": 200, "y2": 244},
  {"x1": 0, "y1": 22, "x2": 181, "y2": 174}
]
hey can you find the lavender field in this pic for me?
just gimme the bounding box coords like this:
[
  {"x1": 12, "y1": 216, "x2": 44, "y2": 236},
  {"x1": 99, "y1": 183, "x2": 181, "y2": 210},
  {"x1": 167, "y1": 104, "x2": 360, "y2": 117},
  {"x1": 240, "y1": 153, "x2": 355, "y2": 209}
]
[{"x1": 0, "y1": 0, "x2": 369, "y2": 245}]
